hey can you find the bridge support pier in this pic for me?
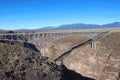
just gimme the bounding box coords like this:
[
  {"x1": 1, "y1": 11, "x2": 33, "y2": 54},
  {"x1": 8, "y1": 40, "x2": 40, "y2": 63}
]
[{"x1": 91, "y1": 40, "x2": 96, "y2": 49}]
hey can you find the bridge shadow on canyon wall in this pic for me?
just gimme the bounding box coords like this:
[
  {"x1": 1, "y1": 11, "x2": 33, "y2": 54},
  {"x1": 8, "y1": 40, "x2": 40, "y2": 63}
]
[
  {"x1": 55, "y1": 39, "x2": 92, "y2": 61},
  {"x1": 61, "y1": 65, "x2": 95, "y2": 80}
]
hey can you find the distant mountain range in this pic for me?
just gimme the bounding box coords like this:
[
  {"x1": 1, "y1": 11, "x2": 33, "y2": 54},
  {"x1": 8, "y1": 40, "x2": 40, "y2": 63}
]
[
  {"x1": 39, "y1": 26, "x2": 55, "y2": 30},
  {"x1": 39, "y1": 22, "x2": 120, "y2": 30}
]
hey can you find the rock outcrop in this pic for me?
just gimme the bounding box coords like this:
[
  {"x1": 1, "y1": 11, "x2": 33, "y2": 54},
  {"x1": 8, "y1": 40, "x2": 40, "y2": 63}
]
[{"x1": 0, "y1": 40, "x2": 62, "y2": 80}]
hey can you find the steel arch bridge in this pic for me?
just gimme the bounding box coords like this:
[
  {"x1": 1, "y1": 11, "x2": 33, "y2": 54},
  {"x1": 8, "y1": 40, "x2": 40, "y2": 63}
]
[{"x1": 0, "y1": 30, "x2": 109, "y2": 53}]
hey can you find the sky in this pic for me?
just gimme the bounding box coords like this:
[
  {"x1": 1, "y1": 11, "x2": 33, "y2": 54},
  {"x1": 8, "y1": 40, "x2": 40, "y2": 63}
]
[{"x1": 0, "y1": 0, "x2": 120, "y2": 30}]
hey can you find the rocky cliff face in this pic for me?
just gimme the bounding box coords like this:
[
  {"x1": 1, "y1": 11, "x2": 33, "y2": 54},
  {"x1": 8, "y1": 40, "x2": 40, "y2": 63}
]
[
  {"x1": 0, "y1": 40, "x2": 95, "y2": 80},
  {"x1": 43, "y1": 31, "x2": 120, "y2": 80},
  {"x1": 0, "y1": 40, "x2": 62, "y2": 80}
]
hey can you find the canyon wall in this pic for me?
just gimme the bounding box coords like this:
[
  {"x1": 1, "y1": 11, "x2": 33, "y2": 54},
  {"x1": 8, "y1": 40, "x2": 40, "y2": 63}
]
[{"x1": 42, "y1": 31, "x2": 120, "y2": 80}]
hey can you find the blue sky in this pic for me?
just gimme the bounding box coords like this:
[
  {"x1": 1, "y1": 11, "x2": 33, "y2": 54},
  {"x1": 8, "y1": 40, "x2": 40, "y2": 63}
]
[{"x1": 0, "y1": 0, "x2": 120, "y2": 30}]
